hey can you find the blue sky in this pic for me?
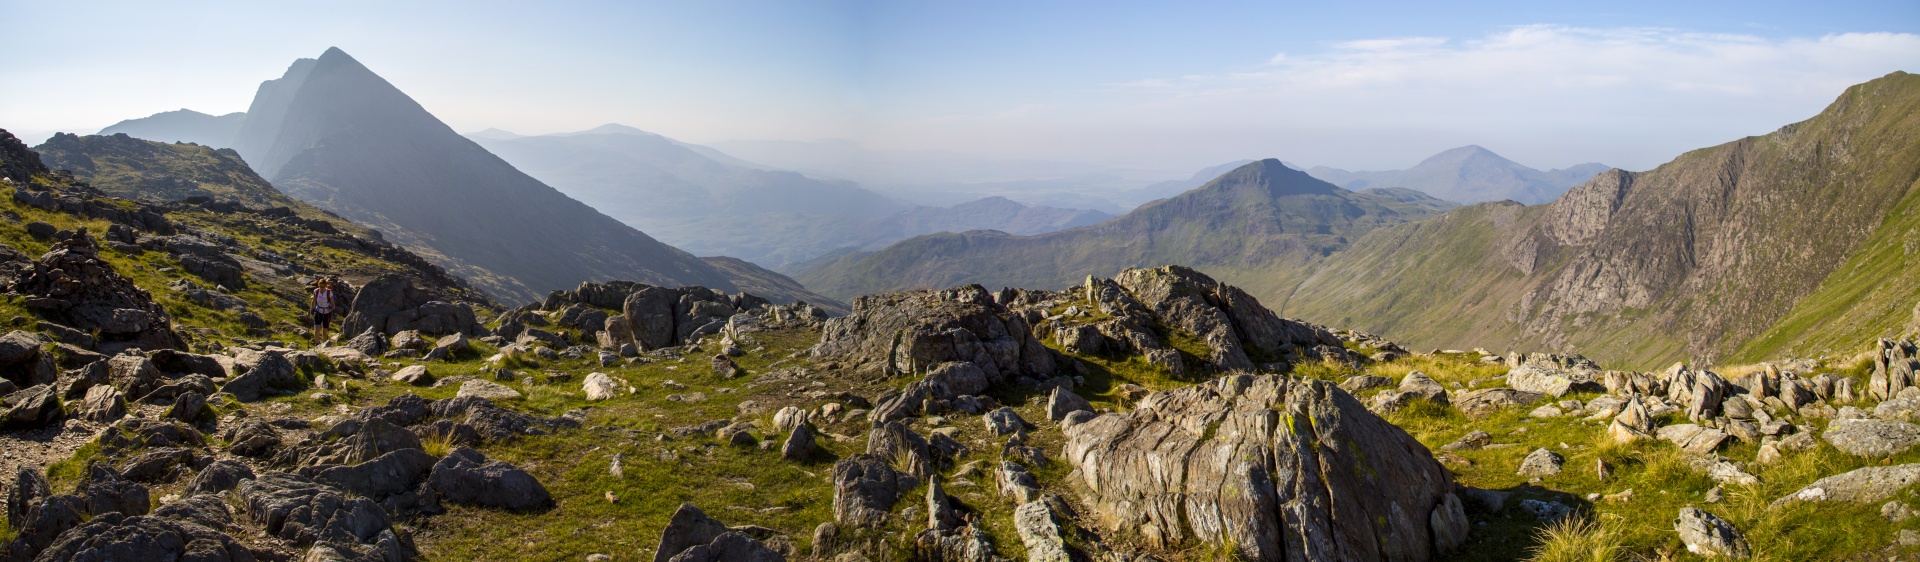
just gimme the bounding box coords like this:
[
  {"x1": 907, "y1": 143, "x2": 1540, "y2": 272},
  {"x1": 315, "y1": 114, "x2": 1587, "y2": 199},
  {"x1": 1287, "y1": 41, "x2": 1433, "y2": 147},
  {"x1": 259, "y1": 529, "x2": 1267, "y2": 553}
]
[{"x1": 3, "y1": 0, "x2": 1916, "y2": 172}]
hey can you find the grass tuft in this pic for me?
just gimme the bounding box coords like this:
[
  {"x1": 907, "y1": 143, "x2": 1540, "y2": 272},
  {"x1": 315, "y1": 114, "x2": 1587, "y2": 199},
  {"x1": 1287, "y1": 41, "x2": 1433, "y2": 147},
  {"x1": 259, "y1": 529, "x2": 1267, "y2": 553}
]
[{"x1": 1526, "y1": 515, "x2": 1623, "y2": 562}]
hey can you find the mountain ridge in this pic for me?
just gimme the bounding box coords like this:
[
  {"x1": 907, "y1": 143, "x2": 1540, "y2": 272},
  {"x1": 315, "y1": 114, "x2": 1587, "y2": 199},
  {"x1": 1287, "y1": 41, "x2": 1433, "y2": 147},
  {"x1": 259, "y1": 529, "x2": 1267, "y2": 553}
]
[{"x1": 1307, "y1": 145, "x2": 1608, "y2": 205}]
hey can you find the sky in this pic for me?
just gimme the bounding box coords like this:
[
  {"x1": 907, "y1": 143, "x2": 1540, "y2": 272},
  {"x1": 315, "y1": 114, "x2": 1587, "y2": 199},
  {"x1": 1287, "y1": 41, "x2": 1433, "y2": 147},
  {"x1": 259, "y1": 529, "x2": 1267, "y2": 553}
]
[{"x1": 2, "y1": 0, "x2": 1917, "y2": 174}]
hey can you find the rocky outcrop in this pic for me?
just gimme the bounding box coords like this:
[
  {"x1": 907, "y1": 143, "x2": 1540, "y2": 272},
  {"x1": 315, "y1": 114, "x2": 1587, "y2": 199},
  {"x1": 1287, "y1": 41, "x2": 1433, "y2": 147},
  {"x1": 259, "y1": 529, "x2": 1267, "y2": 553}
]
[
  {"x1": 340, "y1": 274, "x2": 483, "y2": 337},
  {"x1": 237, "y1": 472, "x2": 413, "y2": 560},
  {"x1": 1062, "y1": 374, "x2": 1461, "y2": 561},
  {"x1": 813, "y1": 284, "x2": 1055, "y2": 381},
  {"x1": 425, "y1": 447, "x2": 553, "y2": 511},
  {"x1": 0, "y1": 230, "x2": 182, "y2": 353}
]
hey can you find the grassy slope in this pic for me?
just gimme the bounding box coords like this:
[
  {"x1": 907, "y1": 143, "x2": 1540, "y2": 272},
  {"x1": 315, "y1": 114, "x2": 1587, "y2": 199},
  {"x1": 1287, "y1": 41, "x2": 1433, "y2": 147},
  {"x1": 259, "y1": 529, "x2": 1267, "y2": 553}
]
[{"x1": 1287, "y1": 73, "x2": 1920, "y2": 370}]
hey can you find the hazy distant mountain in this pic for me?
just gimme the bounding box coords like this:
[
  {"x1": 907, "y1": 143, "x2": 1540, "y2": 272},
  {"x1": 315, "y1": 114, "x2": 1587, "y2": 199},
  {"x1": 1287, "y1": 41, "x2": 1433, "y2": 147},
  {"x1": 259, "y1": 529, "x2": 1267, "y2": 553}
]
[
  {"x1": 217, "y1": 47, "x2": 833, "y2": 306},
  {"x1": 796, "y1": 159, "x2": 1455, "y2": 299},
  {"x1": 476, "y1": 126, "x2": 1117, "y2": 271},
  {"x1": 98, "y1": 109, "x2": 246, "y2": 147},
  {"x1": 464, "y1": 128, "x2": 523, "y2": 140},
  {"x1": 1119, "y1": 159, "x2": 1261, "y2": 207},
  {"x1": 1307, "y1": 145, "x2": 1608, "y2": 205}
]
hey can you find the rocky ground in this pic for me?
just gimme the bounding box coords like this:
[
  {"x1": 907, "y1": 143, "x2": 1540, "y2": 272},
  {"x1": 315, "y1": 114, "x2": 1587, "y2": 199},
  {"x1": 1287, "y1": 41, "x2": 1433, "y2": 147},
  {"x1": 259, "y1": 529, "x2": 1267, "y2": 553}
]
[{"x1": 3, "y1": 130, "x2": 1919, "y2": 561}]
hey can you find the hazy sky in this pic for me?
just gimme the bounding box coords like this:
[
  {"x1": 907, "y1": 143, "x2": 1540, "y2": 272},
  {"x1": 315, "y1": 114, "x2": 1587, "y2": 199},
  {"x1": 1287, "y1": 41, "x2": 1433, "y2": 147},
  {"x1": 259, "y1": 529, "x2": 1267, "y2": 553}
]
[{"x1": 3, "y1": 0, "x2": 1916, "y2": 173}]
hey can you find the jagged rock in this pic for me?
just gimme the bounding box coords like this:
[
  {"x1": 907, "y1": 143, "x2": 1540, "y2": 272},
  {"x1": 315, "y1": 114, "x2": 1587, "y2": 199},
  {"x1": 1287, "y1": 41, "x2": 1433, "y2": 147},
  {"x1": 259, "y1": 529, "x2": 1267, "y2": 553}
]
[
  {"x1": 79, "y1": 463, "x2": 151, "y2": 516},
  {"x1": 10, "y1": 231, "x2": 184, "y2": 354},
  {"x1": 1339, "y1": 375, "x2": 1394, "y2": 394},
  {"x1": 1877, "y1": 396, "x2": 1920, "y2": 421},
  {"x1": 1822, "y1": 418, "x2": 1920, "y2": 457},
  {"x1": 1506, "y1": 364, "x2": 1601, "y2": 397},
  {"x1": 119, "y1": 448, "x2": 194, "y2": 483},
  {"x1": 782, "y1": 423, "x2": 816, "y2": 461},
  {"x1": 867, "y1": 421, "x2": 935, "y2": 478},
  {"x1": 1675, "y1": 507, "x2": 1751, "y2": 559},
  {"x1": 772, "y1": 406, "x2": 809, "y2": 433},
  {"x1": 28, "y1": 504, "x2": 258, "y2": 562},
  {"x1": 456, "y1": 379, "x2": 521, "y2": 401},
  {"x1": 304, "y1": 448, "x2": 437, "y2": 500},
  {"x1": 427, "y1": 447, "x2": 553, "y2": 511},
  {"x1": 223, "y1": 418, "x2": 283, "y2": 457},
  {"x1": 431, "y1": 331, "x2": 471, "y2": 358},
  {"x1": 915, "y1": 524, "x2": 1005, "y2": 562},
  {"x1": 1062, "y1": 374, "x2": 1459, "y2": 561},
  {"x1": 652, "y1": 503, "x2": 735, "y2": 562},
  {"x1": 832, "y1": 454, "x2": 903, "y2": 529},
  {"x1": 1014, "y1": 501, "x2": 1071, "y2": 562},
  {"x1": 183, "y1": 460, "x2": 255, "y2": 496},
  {"x1": 340, "y1": 273, "x2": 479, "y2": 337},
  {"x1": 1046, "y1": 387, "x2": 1092, "y2": 421},
  {"x1": 3, "y1": 384, "x2": 61, "y2": 428},
  {"x1": 983, "y1": 407, "x2": 1027, "y2": 436},
  {"x1": 343, "y1": 328, "x2": 387, "y2": 356},
  {"x1": 583, "y1": 372, "x2": 618, "y2": 401},
  {"x1": 164, "y1": 390, "x2": 205, "y2": 423},
  {"x1": 711, "y1": 354, "x2": 744, "y2": 378},
  {"x1": 308, "y1": 418, "x2": 424, "y2": 465},
  {"x1": 813, "y1": 284, "x2": 1056, "y2": 382},
  {"x1": 870, "y1": 361, "x2": 991, "y2": 424},
  {"x1": 220, "y1": 349, "x2": 300, "y2": 401},
  {"x1": 1684, "y1": 455, "x2": 1760, "y2": 486},
  {"x1": 1517, "y1": 448, "x2": 1565, "y2": 478},
  {"x1": 0, "y1": 494, "x2": 85, "y2": 562},
  {"x1": 997, "y1": 461, "x2": 1042, "y2": 504},
  {"x1": 1101, "y1": 266, "x2": 1340, "y2": 372},
  {"x1": 1453, "y1": 388, "x2": 1545, "y2": 418},
  {"x1": 1397, "y1": 371, "x2": 1450, "y2": 404},
  {"x1": 1772, "y1": 464, "x2": 1920, "y2": 507},
  {"x1": 1870, "y1": 339, "x2": 1919, "y2": 401},
  {"x1": 1440, "y1": 430, "x2": 1491, "y2": 451},
  {"x1": 6, "y1": 465, "x2": 50, "y2": 531},
  {"x1": 238, "y1": 471, "x2": 409, "y2": 558},
  {"x1": 390, "y1": 365, "x2": 433, "y2": 386},
  {"x1": 1658, "y1": 424, "x2": 1730, "y2": 455},
  {"x1": 665, "y1": 531, "x2": 784, "y2": 562}
]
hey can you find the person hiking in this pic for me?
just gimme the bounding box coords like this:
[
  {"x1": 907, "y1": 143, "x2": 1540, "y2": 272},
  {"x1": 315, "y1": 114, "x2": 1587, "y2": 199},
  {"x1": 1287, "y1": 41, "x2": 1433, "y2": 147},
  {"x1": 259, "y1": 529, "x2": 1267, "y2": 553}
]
[{"x1": 312, "y1": 279, "x2": 337, "y2": 345}]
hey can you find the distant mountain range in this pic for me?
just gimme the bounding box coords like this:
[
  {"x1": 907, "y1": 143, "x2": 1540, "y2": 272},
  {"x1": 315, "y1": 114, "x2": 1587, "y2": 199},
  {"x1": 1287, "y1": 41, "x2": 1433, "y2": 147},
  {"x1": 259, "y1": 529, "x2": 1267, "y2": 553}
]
[
  {"x1": 99, "y1": 109, "x2": 247, "y2": 148},
  {"x1": 1306, "y1": 145, "x2": 1609, "y2": 205},
  {"x1": 469, "y1": 126, "x2": 1109, "y2": 271},
  {"x1": 93, "y1": 47, "x2": 839, "y2": 308},
  {"x1": 794, "y1": 159, "x2": 1456, "y2": 300}
]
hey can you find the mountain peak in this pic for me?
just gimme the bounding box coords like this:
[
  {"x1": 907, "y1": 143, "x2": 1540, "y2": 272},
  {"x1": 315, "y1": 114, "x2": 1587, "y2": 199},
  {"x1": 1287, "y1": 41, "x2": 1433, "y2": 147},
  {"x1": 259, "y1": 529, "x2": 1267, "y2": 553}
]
[{"x1": 556, "y1": 123, "x2": 655, "y2": 137}]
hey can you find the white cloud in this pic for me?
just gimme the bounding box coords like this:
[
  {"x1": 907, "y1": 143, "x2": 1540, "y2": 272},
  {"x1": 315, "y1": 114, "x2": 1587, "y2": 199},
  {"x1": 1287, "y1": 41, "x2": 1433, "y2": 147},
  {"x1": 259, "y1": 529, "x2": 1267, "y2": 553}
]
[{"x1": 1053, "y1": 25, "x2": 1920, "y2": 170}]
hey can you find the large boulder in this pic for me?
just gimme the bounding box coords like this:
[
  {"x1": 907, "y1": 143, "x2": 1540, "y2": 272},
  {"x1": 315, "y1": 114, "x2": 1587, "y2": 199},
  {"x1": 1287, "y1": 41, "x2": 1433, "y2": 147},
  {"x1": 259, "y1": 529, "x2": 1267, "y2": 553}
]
[
  {"x1": 652, "y1": 503, "x2": 733, "y2": 562},
  {"x1": 1822, "y1": 419, "x2": 1920, "y2": 457},
  {"x1": 1062, "y1": 374, "x2": 1459, "y2": 561},
  {"x1": 2, "y1": 383, "x2": 61, "y2": 428},
  {"x1": 303, "y1": 448, "x2": 437, "y2": 500},
  {"x1": 219, "y1": 349, "x2": 301, "y2": 401},
  {"x1": 79, "y1": 463, "x2": 150, "y2": 517},
  {"x1": 0, "y1": 494, "x2": 86, "y2": 562},
  {"x1": 1772, "y1": 464, "x2": 1920, "y2": 507},
  {"x1": 27, "y1": 508, "x2": 258, "y2": 562},
  {"x1": 831, "y1": 454, "x2": 905, "y2": 529},
  {"x1": 236, "y1": 472, "x2": 411, "y2": 560},
  {"x1": 1102, "y1": 266, "x2": 1340, "y2": 372},
  {"x1": 340, "y1": 274, "x2": 480, "y2": 336},
  {"x1": 426, "y1": 447, "x2": 553, "y2": 511},
  {"x1": 1674, "y1": 507, "x2": 1751, "y2": 559},
  {"x1": 6, "y1": 465, "x2": 51, "y2": 531},
  {"x1": 812, "y1": 284, "x2": 1055, "y2": 382},
  {"x1": 6, "y1": 232, "x2": 184, "y2": 353}
]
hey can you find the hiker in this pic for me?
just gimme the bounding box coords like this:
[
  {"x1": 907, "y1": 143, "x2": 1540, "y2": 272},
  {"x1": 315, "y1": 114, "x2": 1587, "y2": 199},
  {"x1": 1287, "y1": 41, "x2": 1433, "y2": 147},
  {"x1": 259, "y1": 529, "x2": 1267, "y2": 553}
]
[{"x1": 312, "y1": 279, "x2": 337, "y2": 345}]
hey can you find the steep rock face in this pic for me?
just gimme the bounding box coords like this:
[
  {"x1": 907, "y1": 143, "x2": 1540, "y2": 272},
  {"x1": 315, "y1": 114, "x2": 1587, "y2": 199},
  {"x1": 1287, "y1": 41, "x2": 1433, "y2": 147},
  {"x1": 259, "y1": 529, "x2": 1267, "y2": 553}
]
[
  {"x1": 1062, "y1": 374, "x2": 1461, "y2": 561},
  {"x1": 225, "y1": 47, "x2": 823, "y2": 305},
  {"x1": 796, "y1": 159, "x2": 1453, "y2": 300},
  {"x1": 1287, "y1": 72, "x2": 1920, "y2": 368}
]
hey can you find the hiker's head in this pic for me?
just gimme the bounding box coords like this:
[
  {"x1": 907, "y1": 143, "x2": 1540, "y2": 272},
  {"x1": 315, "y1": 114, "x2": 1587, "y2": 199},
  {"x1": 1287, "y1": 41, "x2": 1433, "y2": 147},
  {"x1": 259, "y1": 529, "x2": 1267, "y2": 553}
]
[{"x1": 318, "y1": 279, "x2": 332, "y2": 289}]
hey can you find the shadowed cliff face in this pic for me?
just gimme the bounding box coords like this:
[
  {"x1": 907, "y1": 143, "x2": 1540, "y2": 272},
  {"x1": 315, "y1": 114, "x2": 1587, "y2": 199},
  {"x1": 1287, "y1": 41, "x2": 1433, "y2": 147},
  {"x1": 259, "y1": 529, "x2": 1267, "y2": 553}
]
[
  {"x1": 1287, "y1": 72, "x2": 1920, "y2": 368},
  {"x1": 221, "y1": 48, "x2": 799, "y2": 306}
]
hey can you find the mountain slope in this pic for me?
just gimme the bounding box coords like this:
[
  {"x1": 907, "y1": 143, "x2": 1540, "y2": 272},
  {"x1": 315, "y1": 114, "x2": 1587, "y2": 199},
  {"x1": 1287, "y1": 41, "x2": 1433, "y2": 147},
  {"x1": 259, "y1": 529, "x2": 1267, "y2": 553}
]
[
  {"x1": 222, "y1": 48, "x2": 825, "y2": 305},
  {"x1": 97, "y1": 109, "x2": 246, "y2": 147},
  {"x1": 795, "y1": 159, "x2": 1454, "y2": 299},
  {"x1": 1308, "y1": 145, "x2": 1607, "y2": 205},
  {"x1": 1285, "y1": 72, "x2": 1920, "y2": 368},
  {"x1": 478, "y1": 128, "x2": 1116, "y2": 270}
]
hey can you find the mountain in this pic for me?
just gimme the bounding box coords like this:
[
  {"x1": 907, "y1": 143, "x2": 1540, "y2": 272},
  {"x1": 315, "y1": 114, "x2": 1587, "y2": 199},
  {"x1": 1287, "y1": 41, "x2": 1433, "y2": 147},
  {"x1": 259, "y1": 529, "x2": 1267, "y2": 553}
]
[
  {"x1": 1283, "y1": 72, "x2": 1920, "y2": 368},
  {"x1": 476, "y1": 126, "x2": 1116, "y2": 271},
  {"x1": 795, "y1": 159, "x2": 1455, "y2": 299},
  {"x1": 464, "y1": 127, "x2": 523, "y2": 140},
  {"x1": 98, "y1": 109, "x2": 246, "y2": 147},
  {"x1": 1307, "y1": 145, "x2": 1608, "y2": 205},
  {"x1": 1118, "y1": 159, "x2": 1259, "y2": 207},
  {"x1": 214, "y1": 47, "x2": 831, "y2": 307}
]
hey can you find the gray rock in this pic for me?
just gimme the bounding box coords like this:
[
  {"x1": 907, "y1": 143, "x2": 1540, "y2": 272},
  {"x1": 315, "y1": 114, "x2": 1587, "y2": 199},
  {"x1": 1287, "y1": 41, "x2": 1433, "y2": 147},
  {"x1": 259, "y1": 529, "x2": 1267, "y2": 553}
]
[
  {"x1": 1506, "y1": 364, "x2": 1600, "y2": 397},
  {"x1": 6, "y1": 465, "x2": 51, "y2": 531},
  {"x1": 583, "y1": 372, "x2": 618, "y2": 401},
  {"x1": 831, "y1": 454, "x2": 903, "y2": 529},
  {"x1": 1061, "y1": 374, "x2": 1459, "y2": 561},
  {"x1": 1517, "y1": 448, "x2": 1565, "y2": 478},
  {"x1": 1339, "y1": 375, "x2": 1394, "y2": 394},
  {"x1": 652, "y1": 503, "x2": 737, "y2": 562},
  {"x1": 183, "y1": 460, "x2": 255, "y2": 496},
  {"x1": 79, "y1": 464, "x2": 150, "y2": 516},
  {"x1": 390, "y1": 365, "x2": 433, "y2": 386},
  {"x1": 1518, "y1": 498, "x2": 1573, "y2": 522},
  {"x1": 983, "y1": 407, "x2": 1027, "y2": 436},
  {"x1": 163, "y1": 390, "x2": 205, "y2": 423},
  {"x1": 1674, "y1": 507, "x2": 1751, "y2": 559},
  {"x1": 1014, "y1": 501, "x2": 1071, "y2": 562},
  {"x1": 1876, "y1": 396, "x2": 1920, "y2": 421},
  {"x1": 810, "y1": 284, "x2": 1056, "y2": 381},
  {"x1": 782, "y1": 423, "x2": 816, "y2": 461},
  {"x1": 219, "y1": 349, "x2": 300, "y2": 401},
  {"x1": 118, "y1": 448, "x2": 194, "y2": 483},
  {"x1": 238, "y1": 471, "x2": 400, "y2": 554},
  {"x1": 456, "y1": 379, "x2": 521, "y2": 401},
  {"x1": 1398, "y1": 370, "x2": 1450, "y2": 405},
  {"x1": 1429, "y1": 492, "x2": 1469, "y2": 553},
  {"x1": 222, "y1": 418, "x2": 283, "y2": 458},
  {"x1": 1046, "y1": 387, "x2": 1092, "y2": 421},
  {"x1": 305, "y1": 448, "x2": 437, "y2": 500},
  {"x1": 0, "y1": 494, "x2": 85, "y2": 562},
  {"x1": 867, "y1": 421, "x2": 934, "y2": 479},
  {"x1": 3, "y1": 384, "x2": 61, "y2": 428},
  {"x1": 1772, "y1": 464, "x2": 1920, "y2": 507},
  {"x1": 1453, "y1": 388, "x2": 1546, "y2": 418},
  {"x1": 1658, "y1": 424, "x2": 1730, "y2": 455},
  {"x1": 666, "y1": 531, "x2": 785, "y2": 562},
  {"x1": 427, "y1": 447, "x2": 553, "y2": 511},
  {"x1": 1440, "y1": 430, "x2": 1491, "y2": 452},
  {"x1": 1822, "y1": 418, "x2": 1920, "y2": 457}
]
